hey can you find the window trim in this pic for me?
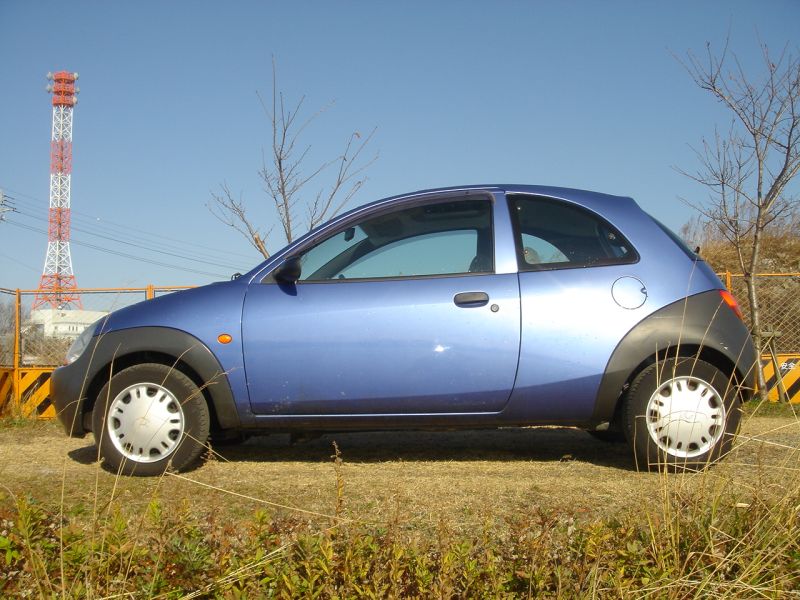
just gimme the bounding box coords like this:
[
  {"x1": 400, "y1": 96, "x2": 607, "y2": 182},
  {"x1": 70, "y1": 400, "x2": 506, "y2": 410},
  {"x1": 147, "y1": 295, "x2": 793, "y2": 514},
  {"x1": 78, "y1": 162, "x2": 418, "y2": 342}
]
[{"x1": 507, "y1": 193, "x2": 639, "y2": 272}]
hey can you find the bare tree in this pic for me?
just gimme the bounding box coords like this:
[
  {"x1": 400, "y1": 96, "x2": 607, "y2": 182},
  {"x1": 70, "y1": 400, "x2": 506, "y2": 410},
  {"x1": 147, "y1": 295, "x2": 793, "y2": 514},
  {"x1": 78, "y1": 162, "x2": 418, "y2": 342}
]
[
  {"x1": 678, "y1": 39, "x2": 800, "y2": 394},
  {"x1": 682, "y1": 204, "x2": 800, "y2": 273},
  {"x1": 210, "y1": 60, "x2": 377, "y2": 259},
  {"x1": 0, "y1": 298, "x2": 17, "y2": 367}
]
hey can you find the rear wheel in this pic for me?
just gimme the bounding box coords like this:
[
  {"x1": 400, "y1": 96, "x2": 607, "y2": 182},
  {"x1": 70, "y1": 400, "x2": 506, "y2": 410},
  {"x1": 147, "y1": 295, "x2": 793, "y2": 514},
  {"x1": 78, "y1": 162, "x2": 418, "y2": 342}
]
[
  {"x1": 623, "y1": 357, "x2": 740, "y2": 470},
  {"x1": 92, "y1": 363, "x2": 210, "y2": 476}
]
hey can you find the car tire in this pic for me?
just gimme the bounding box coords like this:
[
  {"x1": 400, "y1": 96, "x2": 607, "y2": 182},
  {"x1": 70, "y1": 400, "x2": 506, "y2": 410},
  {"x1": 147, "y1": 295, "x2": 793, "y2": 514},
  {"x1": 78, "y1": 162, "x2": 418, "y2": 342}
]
[
  {"x1": 623, "y1": 357, "x2": 741, "y2": 471},
  {"x1": 92, "y1": 363, "x2": 210, "y2": 476}
]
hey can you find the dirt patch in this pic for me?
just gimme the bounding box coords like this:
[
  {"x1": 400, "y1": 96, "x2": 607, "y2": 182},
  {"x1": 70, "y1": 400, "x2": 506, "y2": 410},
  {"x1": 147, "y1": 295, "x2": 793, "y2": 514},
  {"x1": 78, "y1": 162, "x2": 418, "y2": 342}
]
[{"x1": 1, "y1": 412, "x2": 798, "y2": 532}]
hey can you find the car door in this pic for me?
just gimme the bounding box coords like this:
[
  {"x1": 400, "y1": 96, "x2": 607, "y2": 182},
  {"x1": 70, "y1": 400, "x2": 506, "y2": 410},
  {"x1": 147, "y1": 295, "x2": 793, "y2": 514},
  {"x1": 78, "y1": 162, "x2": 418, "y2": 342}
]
[{"x1": 241, "y1": 194, "x2": 521, "y2": 416}]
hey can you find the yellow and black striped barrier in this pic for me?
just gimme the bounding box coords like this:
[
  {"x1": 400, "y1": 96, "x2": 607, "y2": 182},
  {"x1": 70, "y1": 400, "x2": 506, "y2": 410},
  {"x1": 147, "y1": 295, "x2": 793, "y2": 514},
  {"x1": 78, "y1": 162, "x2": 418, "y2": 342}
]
[
  {"x1": 0, "y1": 367, "x2": 56, "y2": 418},
  {"x1": 761, "y1": 354, "x2": 800, "y2": 404},
  {"x1": 0, "y1": 368, "x2": 13, "y2": 415}
]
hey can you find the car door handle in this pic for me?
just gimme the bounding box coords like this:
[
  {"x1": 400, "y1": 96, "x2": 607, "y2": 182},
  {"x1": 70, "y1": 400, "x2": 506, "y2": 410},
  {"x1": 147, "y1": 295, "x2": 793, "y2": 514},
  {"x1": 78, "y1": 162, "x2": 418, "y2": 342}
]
[{"x1": 453, "y1": 292, "x2": 489, "y2": 307}]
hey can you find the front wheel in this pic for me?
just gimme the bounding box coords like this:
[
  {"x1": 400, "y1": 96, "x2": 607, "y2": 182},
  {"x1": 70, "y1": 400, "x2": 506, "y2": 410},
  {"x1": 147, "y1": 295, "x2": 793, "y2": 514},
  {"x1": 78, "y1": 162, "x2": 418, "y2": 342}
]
[
  {"x1": 622, "y1": 357, "x2": 741, "y2": 470},
  {"x1": 92, "y1": 363, "x2": 210, "y2": 476}
]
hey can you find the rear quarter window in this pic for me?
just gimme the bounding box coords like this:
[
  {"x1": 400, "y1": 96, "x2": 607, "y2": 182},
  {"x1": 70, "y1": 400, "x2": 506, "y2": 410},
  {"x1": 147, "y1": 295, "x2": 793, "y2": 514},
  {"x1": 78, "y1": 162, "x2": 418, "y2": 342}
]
[{"x1": 508, "y1": 194, "x2": 638, "y2": 271}]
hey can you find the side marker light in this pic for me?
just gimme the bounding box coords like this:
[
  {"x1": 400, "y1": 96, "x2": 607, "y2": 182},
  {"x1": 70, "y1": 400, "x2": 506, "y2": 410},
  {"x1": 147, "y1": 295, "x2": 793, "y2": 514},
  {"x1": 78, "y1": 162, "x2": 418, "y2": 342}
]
[{"x1": 719, "y1": 290, "x2": 744, "y2": 320}]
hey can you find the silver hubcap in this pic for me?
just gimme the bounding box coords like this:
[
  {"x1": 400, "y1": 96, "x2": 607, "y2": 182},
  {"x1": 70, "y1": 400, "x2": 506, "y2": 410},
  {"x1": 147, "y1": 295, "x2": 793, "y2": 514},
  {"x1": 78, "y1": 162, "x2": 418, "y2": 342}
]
[
  {"x1": 107, "y1": 382, "x2": 185, "y2": 463},
  {"x1": 646, "y1": 375, "x2": 726, "y2": 459}
]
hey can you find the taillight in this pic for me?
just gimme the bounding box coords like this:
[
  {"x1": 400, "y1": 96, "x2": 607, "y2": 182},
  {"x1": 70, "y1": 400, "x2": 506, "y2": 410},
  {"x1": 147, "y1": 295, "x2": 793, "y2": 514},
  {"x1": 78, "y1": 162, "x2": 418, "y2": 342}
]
[{"x1": 720, "y1": 290, "x2": 744, "y2": 320}]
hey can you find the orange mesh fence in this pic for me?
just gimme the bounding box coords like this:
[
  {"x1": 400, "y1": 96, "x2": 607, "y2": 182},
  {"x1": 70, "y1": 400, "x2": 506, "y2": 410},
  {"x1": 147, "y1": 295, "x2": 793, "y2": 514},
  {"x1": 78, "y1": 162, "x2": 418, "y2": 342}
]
[
  {"x1": 0, "y1": 286, "x2": 190, "y2": 368},
  {"x1": 725, "y1": 274, "x2": 800, "y2": 355}
]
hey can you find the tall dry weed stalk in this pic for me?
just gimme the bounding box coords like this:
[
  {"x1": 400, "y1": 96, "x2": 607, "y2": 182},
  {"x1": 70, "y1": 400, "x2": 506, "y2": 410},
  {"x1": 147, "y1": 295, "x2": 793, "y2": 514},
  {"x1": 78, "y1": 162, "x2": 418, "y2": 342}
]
[{"x1": 0, "y1": 402, "x2": 798, "y2": 597}]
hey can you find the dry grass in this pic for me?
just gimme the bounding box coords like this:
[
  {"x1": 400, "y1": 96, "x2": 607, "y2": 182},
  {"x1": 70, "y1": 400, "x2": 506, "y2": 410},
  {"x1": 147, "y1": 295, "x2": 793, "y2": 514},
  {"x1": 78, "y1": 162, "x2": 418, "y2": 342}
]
[
  {"x1": 0, "y1": 409, "x2": 796, "y2": 530},
  {"x1": 0, "y1": 423, "x2": 670, "y2": 529},
  {"x1": 0, "y1": 404, "x2": 798, "y2": 597}
]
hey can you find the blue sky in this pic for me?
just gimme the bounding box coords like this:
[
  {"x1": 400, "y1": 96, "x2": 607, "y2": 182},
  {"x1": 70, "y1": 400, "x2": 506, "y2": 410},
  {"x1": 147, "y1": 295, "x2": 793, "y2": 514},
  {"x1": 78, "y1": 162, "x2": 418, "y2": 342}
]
[{"x1": 1, "y1": 1, "x2": 798, "y2": 290}]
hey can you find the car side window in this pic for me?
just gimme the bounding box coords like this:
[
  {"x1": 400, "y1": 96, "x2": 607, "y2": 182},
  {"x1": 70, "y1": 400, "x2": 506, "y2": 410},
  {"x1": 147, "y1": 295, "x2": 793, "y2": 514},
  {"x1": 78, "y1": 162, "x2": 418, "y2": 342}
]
[
  {"x1": 296, "y1": 198, "x2": 493, "y2": 281},
  {"x1": 338, "y1": 230, "x2": 479, "y2": 279},
  {"x1": 298, "y1": 226, "x2": 368, "y2": 277},
  {"x1": 509, "y1": 194, "x2": 637, "y2": 270}
]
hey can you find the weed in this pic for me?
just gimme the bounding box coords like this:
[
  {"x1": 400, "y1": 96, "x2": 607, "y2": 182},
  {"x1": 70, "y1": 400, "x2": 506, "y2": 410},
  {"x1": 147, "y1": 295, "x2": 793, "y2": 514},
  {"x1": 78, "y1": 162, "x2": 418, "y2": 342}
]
[
  {"x1": 1, "y1": 485, "x2": 798, "y2": 597},
  {"x1": 0, "y1": 410, "x2": 798, "y2": 597}
]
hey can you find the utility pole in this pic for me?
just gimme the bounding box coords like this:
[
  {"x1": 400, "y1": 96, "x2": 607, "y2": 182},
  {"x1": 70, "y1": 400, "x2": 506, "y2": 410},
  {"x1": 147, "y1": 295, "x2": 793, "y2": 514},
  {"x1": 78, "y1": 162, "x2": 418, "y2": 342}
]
[{"x1": 0, "y1": 190, "x2": 16, "y2": 221}]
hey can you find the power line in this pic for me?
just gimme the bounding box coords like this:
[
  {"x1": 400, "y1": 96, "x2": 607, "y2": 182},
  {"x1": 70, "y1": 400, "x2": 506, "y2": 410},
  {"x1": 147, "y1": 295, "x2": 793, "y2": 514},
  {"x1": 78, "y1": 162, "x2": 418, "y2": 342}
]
[
  {"x1": 12, "y1": 207, "x2": 243, "y2": 270},
  {"x1": 0, "y1": 184, "x2": 261, "y2": 262},
  {"x1": 5, "y1": 220, "x2": 228, "y2": 279},
  {"x1": 0, "y1": 250, "x2": 40, "y2": 273},
  {"x1": 7, "y1": 219, "x2": 228, "y2": 279},
  {"x1": 17, "y1": 191, "x2": 258, "y2": 263}
]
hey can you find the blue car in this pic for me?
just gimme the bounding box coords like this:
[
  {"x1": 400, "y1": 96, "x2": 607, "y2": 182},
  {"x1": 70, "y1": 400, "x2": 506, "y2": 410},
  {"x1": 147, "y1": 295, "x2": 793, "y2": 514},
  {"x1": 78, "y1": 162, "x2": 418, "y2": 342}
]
[{"x1": 51, "y1": 185, "x2": 757, "y2": 475}]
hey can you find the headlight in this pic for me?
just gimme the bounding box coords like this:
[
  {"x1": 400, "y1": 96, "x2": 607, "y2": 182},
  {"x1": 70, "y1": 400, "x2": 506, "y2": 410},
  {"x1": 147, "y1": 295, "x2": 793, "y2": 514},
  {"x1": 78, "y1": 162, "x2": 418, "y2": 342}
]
[{"x1": 65, "y1": 321, "x2": 99, "y2": 364}]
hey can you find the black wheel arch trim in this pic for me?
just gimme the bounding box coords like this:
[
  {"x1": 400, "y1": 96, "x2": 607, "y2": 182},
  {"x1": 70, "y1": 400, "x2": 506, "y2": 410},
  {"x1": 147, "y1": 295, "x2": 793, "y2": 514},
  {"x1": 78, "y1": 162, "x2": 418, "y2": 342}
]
[
  {"x1": 54, "y1": 326, "x2": 240, "y2": 436},
  {"x1": 591, "y1": 290, "x2": 758, "y2": 427}
]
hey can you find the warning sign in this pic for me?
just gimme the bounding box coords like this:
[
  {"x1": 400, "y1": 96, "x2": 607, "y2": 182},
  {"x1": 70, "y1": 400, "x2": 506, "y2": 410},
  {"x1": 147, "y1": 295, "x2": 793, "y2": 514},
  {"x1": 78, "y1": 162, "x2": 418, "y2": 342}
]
[{"x1": 761, "y1": 354, "x2": 800, "y2": 404}]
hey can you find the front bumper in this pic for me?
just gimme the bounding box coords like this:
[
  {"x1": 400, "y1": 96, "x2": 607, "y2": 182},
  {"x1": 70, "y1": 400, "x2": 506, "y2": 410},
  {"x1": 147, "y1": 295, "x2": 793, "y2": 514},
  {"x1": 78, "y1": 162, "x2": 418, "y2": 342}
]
[{"x1": 51, "y1": 337, "x2": 100, "y2": 437}]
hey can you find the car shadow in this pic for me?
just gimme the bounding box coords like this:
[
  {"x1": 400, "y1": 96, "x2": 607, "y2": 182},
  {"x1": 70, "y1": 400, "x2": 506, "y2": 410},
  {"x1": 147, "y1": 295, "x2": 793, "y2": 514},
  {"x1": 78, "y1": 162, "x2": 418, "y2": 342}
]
[
  {"x1": 68, "y1": 444, "x2": 99, "y2": 465},
  {"x1": 212, "y1": 427, "x2": 635, "y2": 470},
  {"x1": 65, "y1": 428, "x2": 635, "y2": 471}
]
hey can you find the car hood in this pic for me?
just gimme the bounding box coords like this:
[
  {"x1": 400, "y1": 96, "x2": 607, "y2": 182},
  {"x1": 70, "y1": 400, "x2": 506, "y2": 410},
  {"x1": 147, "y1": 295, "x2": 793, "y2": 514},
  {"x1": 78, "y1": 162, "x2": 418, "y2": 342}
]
[{"x1": 97, "y1": 280, "x2": 248, "y2": 342}]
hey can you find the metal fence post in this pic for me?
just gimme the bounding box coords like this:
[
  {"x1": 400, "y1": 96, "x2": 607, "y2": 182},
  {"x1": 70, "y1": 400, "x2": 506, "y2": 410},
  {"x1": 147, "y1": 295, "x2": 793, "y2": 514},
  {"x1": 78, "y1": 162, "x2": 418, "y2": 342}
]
[{"x1": 12, "y1": 289, "x2": 20, "y2": 410}]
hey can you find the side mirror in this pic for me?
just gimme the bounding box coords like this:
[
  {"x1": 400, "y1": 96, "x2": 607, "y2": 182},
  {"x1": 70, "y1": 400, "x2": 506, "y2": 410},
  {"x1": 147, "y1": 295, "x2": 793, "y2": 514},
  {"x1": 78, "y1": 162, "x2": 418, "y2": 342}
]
[{"x1": 272, "y1": 257, "x2": 302, "y2": 284}]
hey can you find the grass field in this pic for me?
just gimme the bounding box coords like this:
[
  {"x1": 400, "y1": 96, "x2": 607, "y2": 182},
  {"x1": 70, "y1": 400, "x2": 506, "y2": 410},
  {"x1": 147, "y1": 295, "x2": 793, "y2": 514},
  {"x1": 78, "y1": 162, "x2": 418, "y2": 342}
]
[{"x1": 1, "y1": 402, "x2": 798, "y2": 597}]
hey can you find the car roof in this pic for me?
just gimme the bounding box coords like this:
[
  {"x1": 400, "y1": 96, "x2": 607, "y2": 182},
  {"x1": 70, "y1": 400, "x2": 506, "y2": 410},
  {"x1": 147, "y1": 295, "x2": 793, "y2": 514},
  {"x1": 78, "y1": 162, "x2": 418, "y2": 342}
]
[{"x1": 375, "y1": 184, "x2": 632, "y2": 205}]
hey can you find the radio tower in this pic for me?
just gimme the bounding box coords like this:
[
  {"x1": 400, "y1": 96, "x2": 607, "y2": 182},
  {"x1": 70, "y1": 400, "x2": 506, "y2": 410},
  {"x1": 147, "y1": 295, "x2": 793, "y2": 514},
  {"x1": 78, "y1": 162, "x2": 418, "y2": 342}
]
[{"x1": 33, "y1": 71, "x2": 82, "y2": 310}]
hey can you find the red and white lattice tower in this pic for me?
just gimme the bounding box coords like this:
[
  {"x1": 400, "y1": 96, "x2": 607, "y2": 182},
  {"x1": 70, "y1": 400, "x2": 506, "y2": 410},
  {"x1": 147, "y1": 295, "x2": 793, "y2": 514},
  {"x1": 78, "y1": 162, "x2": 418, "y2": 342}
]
[{"x1": 33, "y1": 71, "x2": 82, "y2": 310}]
